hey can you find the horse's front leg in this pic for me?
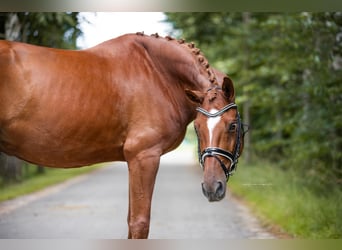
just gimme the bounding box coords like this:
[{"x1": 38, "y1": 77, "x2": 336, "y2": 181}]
[{"x1": 126, "y1": 149, "x2": 161, "y2": 239}]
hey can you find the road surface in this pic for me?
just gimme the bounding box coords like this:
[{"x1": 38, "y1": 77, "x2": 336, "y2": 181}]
[{"x1": 0, "y1": 145, "x2": 274, "y2": 239}]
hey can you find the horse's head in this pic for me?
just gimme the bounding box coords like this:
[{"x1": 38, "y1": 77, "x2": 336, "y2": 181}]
[{"x1": 186, "y1": 76, "x2": 245, "y2": 202}]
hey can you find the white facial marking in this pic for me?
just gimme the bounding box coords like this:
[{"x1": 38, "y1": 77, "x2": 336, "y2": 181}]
[{"x1": 207, "y1": 109, "x2": 221, "y2": 145}]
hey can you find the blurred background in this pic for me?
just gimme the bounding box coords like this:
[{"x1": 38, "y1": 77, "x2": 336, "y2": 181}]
[{"x1": 0, "y1": 12, "x2": 341, "y2": 238}]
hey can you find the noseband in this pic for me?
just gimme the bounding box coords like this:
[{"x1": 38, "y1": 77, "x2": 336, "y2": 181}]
[{"x1": 195, "y1": 103, "x2": 244, "y2": 181}]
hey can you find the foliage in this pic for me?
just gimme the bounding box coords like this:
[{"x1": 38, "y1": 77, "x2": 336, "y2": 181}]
[
  {"x1": 229, "y1": 160, "x2": 342, "y2": 238},
  {"x1": 165, "y1": 12, "x2": 342, "y2": 188},
  {"x1": 0, "y1": 165, "x2": 102, "y2": 202},
  {"x1": 5, "y1": 12, "x2": 82, "y2": 49}
]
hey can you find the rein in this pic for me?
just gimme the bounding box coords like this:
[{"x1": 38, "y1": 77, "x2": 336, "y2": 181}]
[{"x1": 195, "y1": 102, "x2": 245, "y2": 181}]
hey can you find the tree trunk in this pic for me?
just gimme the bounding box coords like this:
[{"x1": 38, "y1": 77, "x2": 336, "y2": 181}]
[
  {"x1": 5, "y1": 13, "x2": 21, "y2": 41},
  {"x1": 0, "y1": 153, "x2": 23, "y2": 183},
  {"x1": 36, "y1": 166, "x2": 46, "y2": 174}
]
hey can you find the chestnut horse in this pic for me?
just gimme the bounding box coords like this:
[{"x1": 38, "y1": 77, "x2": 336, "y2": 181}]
[{"x1": 0, "y1": 33, "x2": 244, "y2": 238}]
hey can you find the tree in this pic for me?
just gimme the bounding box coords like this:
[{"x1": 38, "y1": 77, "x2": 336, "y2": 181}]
[{"x1": 0, "y1": 12, "x2": 82, "y2": 48}]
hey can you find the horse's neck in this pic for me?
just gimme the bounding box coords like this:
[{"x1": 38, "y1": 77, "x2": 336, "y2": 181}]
[{"x1": 135, "y1": 35, "x2": 213, "y2": 92}]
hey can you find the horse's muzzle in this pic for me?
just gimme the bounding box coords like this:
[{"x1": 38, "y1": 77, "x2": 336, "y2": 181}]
[{"x1": 201, "y1": 181, "x2": 226, "y2": 202}]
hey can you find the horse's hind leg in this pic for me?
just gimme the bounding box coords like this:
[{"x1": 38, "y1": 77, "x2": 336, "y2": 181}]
[{"x1": 125, "y1": 149, "x2": 161, "y2": 239}]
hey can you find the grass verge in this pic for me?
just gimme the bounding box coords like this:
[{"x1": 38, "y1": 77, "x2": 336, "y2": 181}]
[
  {"x1": 0, "y1": 165, "x2": 102, "y2": 202},
  {"x1": 229, "y1": 160, "x2": 342, "y2": 239}
]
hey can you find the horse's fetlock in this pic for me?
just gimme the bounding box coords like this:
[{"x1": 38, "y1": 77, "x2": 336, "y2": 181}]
[{"x1": 129, "y1": 217, "x2": 150, "y2": 238}]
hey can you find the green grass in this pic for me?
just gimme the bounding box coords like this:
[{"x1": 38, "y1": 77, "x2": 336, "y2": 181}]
[
  {"x1": 229, "y1": 160, "x2": 342, "y2": 239},
  {"x1": 0, "y1": 165, "x2": 102, "y2": 202}
]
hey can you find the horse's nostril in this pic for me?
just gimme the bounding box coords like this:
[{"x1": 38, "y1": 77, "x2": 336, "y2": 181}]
[
  {"x1": 215, "y1": 181, "x2": 224, "y2": 194},
  {"x1": 214, "y1": 180, "x2": 226, "y2": 200}
]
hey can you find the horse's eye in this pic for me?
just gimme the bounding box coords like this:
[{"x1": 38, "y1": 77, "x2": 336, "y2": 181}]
[{"x1": 228, "y1": 123, "x2": 237, "y2": 132}]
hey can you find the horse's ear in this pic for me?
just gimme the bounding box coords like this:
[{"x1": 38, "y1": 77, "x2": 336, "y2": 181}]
[
  {"x1": 222, "y1": 77, "x2": 235, "y2": 102},
  {"x1": 185, "y1": 89, "x2": 205, "y2": 104}
]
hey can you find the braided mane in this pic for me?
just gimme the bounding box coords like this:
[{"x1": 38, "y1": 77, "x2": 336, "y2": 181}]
[{"x1": 136, "y1": 32, "x2": 218, "y2": 86}]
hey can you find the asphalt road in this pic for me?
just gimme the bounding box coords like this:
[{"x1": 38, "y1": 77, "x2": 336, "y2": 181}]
[{"x1": 0, "y1": 145, "x2": 274, "y2": 239}]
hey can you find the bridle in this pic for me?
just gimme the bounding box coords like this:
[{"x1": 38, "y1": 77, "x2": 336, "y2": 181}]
[{"x1": 195, "y1": 99, "x2": 247, "y2": 181}]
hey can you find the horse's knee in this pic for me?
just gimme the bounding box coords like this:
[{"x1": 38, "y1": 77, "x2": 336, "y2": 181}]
[{"x1": 128, "y1": 217, "x2": 150, "y2": 239}]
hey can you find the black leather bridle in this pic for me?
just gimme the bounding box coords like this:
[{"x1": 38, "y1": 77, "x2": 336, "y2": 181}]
[{"x1": 195, "y1": 102, "x2": 246, "y2": 181}]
